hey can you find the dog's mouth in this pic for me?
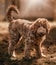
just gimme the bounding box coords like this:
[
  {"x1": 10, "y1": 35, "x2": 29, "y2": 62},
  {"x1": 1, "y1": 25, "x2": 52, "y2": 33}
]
[{"x1": 37, "y1": 27, "x2": 46, "y2": 37}]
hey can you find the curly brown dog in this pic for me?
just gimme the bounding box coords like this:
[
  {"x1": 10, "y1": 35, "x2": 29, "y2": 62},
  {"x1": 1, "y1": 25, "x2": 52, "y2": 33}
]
[{"x1": 6, "y1": 5, "x2": 50, "y2": 59}]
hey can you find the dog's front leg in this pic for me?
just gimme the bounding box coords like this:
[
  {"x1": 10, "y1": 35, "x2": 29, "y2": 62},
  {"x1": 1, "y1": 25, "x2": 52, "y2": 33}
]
[{"x1": 24, "y1": 36, "x2": 33, "y2": 59}]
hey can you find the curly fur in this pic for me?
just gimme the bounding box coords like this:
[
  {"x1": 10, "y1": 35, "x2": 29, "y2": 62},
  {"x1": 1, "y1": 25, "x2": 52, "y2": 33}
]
[
  {"x1": 6, "y1": 5, "x2": 20, "y2": 22},
  {"x1": 7, "y1": 5, "x2": 49, "y2": 59}
]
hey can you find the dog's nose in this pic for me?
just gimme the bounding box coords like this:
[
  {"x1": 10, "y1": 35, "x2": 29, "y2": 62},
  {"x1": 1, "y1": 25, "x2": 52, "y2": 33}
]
[{"x1": 37, "y1": 27, "x2": 46, "y2": 36}]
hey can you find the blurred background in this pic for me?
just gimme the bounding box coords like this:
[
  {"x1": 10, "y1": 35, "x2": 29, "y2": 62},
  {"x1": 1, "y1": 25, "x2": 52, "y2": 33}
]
[
  {"x1": 0, "y1": 0, "x2": 56, "y2": 65},
  {"x1": 0, "y1": 0, "x2": 56, "y2": 21}
]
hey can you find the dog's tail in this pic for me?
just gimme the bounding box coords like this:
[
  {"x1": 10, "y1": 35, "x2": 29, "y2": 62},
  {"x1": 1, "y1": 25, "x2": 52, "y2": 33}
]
[{"x1": 6, "y1": 5, "x2": 20, "y2": 22}]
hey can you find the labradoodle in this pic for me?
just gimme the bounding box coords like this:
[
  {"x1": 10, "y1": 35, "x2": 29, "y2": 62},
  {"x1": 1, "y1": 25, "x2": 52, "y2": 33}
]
[{"x1": 6, "y1": 5, "x2": 50, "y2": 59}]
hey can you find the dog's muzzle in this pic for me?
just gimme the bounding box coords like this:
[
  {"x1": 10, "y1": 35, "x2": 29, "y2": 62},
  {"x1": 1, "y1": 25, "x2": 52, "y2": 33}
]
[{"x1": 37, "y1": 27, "x2": 46, "y2": 37}]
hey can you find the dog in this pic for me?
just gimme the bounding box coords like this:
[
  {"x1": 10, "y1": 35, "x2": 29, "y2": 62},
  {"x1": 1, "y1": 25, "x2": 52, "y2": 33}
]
[{"x1": 6, "y1": 5, "x2": 50, "y2": 59}]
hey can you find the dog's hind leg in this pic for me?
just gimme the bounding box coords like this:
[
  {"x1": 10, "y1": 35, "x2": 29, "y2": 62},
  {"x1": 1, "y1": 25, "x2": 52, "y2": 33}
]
[{"x1": 8, "y1": 23, "x2": 20, "y2": 56}]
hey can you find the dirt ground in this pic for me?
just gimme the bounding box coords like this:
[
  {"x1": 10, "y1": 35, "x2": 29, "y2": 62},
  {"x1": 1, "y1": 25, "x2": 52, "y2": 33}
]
[{"x1": 0, "y1": 21, "x2": 56, "y2": 65}]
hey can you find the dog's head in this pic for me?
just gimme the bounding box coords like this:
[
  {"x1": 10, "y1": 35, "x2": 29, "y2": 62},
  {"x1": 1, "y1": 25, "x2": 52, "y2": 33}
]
[
  {"x1": 32, "y1": 18, "x2": 50, "y2": 37},
  {"x1": 36, "y1": 18, "x2": 50, "y2": 37}
]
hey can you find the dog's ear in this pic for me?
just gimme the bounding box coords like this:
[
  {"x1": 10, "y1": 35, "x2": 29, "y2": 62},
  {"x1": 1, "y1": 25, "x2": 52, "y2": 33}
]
[{"x1": 42, "y1": 19, "x2": 50, "y2": 34}]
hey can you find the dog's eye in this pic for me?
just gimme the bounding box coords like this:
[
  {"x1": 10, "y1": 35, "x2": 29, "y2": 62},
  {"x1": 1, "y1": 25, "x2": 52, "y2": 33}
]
[
  {"x1": 41, "y1": 23, "x2": 46, "y2": 28},
  {"x1": 38, "y1": 25, "x2": 40, "y2": 27},
  {"x1": 37, "y1": 24, "x2": 41, "y2": 27}
]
